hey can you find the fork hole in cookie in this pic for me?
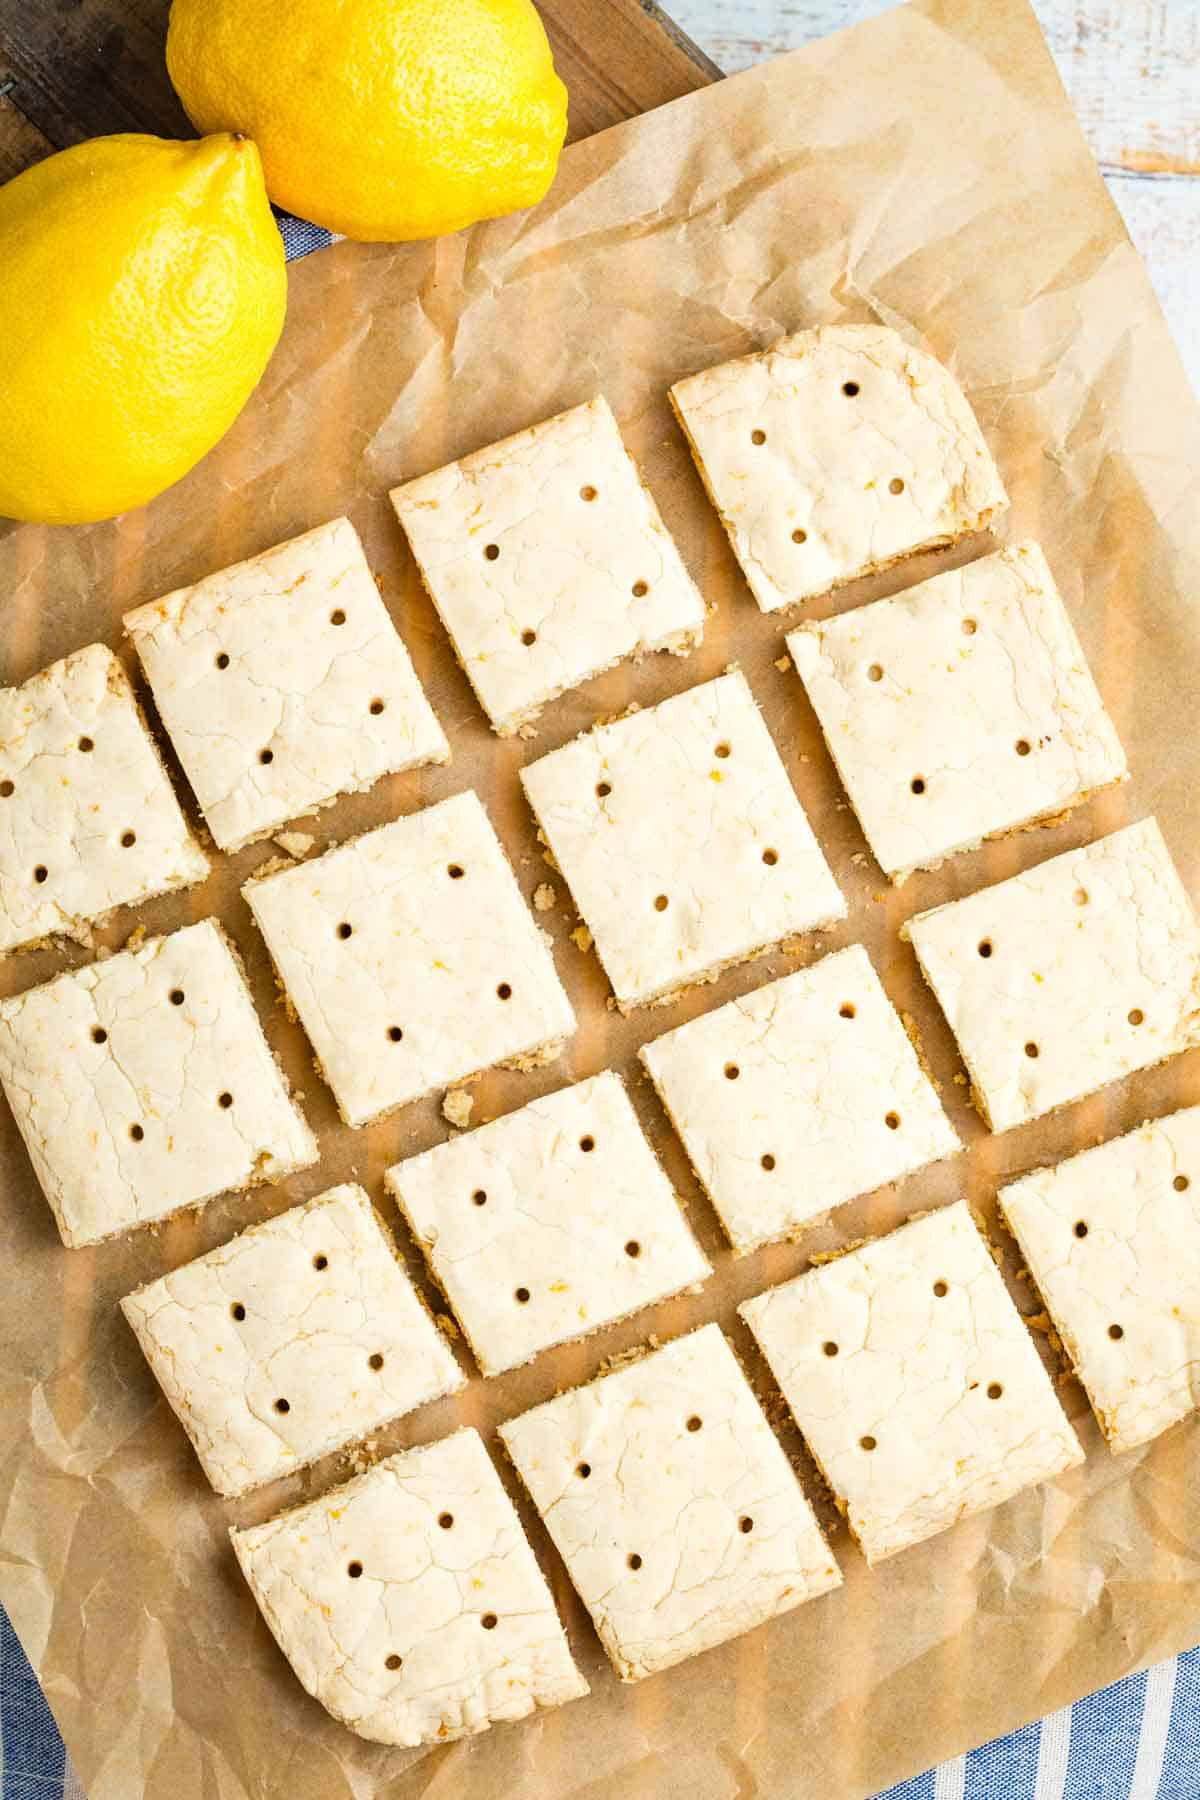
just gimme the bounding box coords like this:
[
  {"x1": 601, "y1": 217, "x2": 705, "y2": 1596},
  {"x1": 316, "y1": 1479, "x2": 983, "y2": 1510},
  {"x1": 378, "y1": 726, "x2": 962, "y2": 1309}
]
[
  {"x1": 978, "y1": 939, "x2": 993, "y2": 958},
  {"x1": 962, "y1": 618, "x2": 978, "y2": 637},
  {"x1": 472, "y1": 1189, "x2": 487, "y2": 1207},
  {"x1": 215, "y1": 652, "x2": 230, "y2": 670},
  {"x1": 842, "y1": 381, "x2": 860, "y2": 397},
  {"x1": 1015, "y1": 739, "x2": 1032, "y2": 757},
  {"x1": 910, "y1": 776, "x2": 926, "y2": 795},
  {"x1": 218, "y1": 1091, "x2": 233, "y2": 1109},
  {"x1": 1074, "y1": 888, "x2": 1089, "y2": 907},
  {"x1": 576, "y1": 1461, "x2": 591, "y2": 1478},
  {"x1": 129, "y1": 1123, "x2": 144, "y2": 1142},
  {"x1": 933, "y1": 1280, "x2": 949, "y2": 1298},
  {"x1": 823, "y1": 1341, "x2": 839, "y2": 1358},
  {"x1": 580, "y1": 485, "x2": 598, "y2": 502},
  {"x1": 387, "y1": 1025, "x2": 403, "y2": 1042},
  {"x1": 867, "y1": 663, "x2": 883, "y2": 682},
  {"x1": 314, "y1": 1254, "x2": 328, "y2": 1270},
  {"x1": 597, "y1": 781, "x2": 612, "y2": 798},
  {"x1": 347, "y1": 1561, "x2": 363, "y2": 1579},
  {"x1": 715, "y1": 741, "x2": 731, "y2": 759},
  {"x1": 725, "y1": 1063, "x2": 740, "y2": 1081},
  {"x1": 369, "y1": 698, "x2": 386, "y2": 717},
  {"x1": 33, "y1": 864, "x2": 47, "y2": 883},
  {"x1": 78, "y1": 736, "x2": 94, "y2": 753},
  {"x1": 330, "y1": 609, "x2": 346, "y2": 626},
  {"x1": 496, "y1": 982, "x2": 512, "y2": 1000},
  {"x1": 654, "y1": 894, "x2": 669, "y2": 912},
  {"x1": 1128, "y1": 1008, "x2": 1145, "y2": 1026},
  {"x1": 889, "y1": 477, "x2": 905, "y2": 495},
  {"x1": 0, "y1": 780, "x2": 12, "y2": 798},
  {"x1": 686, "y1": 1416, "x2": 703, "y2": 1433},
  {"x1": 484, "y1": 544, "x2": 500, "y2": 561},
  {"x1": 368, "y1": 1353, "x2": 385, "y2": 1372},
  {"x1": 860, "y1": 1435, "x2": 877, "y2": 1452},
  {"x1": 762, "y1": 847, "x2": 779, "y2": 866},
  {"x1": 625, "y1": 1240, "x2": 641, "y2": 1258},
  {"x1": 750, "y1": 429, "x2": 766, "y2": 446},
  {"x1": 885, "y1": 1111, "x2": 901, "y2": 1130},
  {"x1": 632, "y1": 580, "x2": 650, "y2": 597},
  {"x1": 739, "y1": 1516, "x2": 754, "y2": 1534},
  {"x1": 336, "y1": 922, "x2": 352, "y2": 939},
  {"x1": 1175, "y1": 1175, "x2": 1191, "y2": 1192},
  {"x1": 515, "y1": 1287, "x2": 531, "y2": 1304},
  {"x1": 521, "y1": 629, "x2": 537, "y2": 647},
  {"x1": 792, "y1": 528, "x2": 808, "y2": 544},
  {"x1": 839, "y1": 1002, "x2": 856, "y2": 1019},
  {"x1": 438, "y1": 1512, "x2": 454, "y2": 1530},
  {"x1": 1109, "y1": 1324, "x2": 1124, "y2": 1341},
  {"x1": 231, "y1": 1303, "x2": 246, "y2": 1321},
  {"x1": 987, "y1": 1382, "x2": 1004, "y2": 1400},
  {"x1": 627, "y1": 1552, "x2": 642, "y2": 1570},
  {"x1": 258, "y1": 749, "x2": 273, "y2": 765},
  {"x1": 448, "y1": 863, "x2": 464, "y2": 879},
  {"x1": 169, "y1": 989, "x2": 185, "y2": 1006},
  {"x1": 274, "y1": 1397, "x2": 290, "y2": 1414},
  {"x1": 120, "y1": 831, "x2": 137, "y2": 847},
  {"x1": 1024, "y1": 1042, "x2": 1040, "y2": 1060},
  {"x1": 481, "y1": 1613, "x2": 498, "y2": 1630},
  {"x1": 1073, "y1": 1221, "x2": 1089, "y2": 1239},
  {"x1": 91, "y1": 1027, "x2": 108, "y2": 1045},
  {"x1": 761, "y1": 1153, "x2": 776, "y2": 1172},
  {"x1": 385, "y1": 1654, "x2": 402, "y2": 1670},
  {"x1": 580, "y1": 1135, "x2": 595, "y2": 1153}
]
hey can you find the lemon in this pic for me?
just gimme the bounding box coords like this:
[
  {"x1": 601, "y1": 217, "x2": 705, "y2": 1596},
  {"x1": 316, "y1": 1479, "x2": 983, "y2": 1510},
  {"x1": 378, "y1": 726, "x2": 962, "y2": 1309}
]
[
  {"x1": 0, "y1": 133, "x2": 286, "y2": 526},
  {"x1": 166, "y1": 0, "x2": 569, "y2": 242}
]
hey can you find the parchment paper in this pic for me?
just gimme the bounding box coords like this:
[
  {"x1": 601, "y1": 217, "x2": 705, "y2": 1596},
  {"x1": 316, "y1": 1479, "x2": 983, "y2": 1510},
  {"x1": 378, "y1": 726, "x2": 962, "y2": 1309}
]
[{"x1": 3, "y1": 1, "x2": 1200, "y2": 1794}]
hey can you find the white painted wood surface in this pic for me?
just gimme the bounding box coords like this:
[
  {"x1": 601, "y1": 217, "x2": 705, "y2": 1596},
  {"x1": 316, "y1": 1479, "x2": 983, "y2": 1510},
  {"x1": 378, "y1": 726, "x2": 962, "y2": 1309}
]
[{"x1": 671, "y1": 0, "x2": 1199, "y2": 389}]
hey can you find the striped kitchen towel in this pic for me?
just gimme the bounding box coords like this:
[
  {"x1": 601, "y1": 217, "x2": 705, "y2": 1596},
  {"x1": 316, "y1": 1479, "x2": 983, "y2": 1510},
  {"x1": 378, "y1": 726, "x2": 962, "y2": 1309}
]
[{"x1": 1, "y1": 1601, "x2": 1196, "y2": 1797}]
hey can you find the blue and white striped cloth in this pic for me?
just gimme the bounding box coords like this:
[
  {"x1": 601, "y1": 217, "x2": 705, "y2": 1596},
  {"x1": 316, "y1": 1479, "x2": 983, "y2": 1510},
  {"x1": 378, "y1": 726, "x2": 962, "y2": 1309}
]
[{"x1": 2, "y1": 1601, "x2": 1196, "y2": 1796}]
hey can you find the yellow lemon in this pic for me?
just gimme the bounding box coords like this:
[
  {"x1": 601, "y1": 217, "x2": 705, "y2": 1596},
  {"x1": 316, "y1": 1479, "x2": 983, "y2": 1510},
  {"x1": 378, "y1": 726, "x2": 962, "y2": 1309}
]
[
  {"x1": 166, "y1": 0, "x2": 568, "y2": 242},
  {"x1": 0, "y1": 133, "x2": 286, "y2": 526}
]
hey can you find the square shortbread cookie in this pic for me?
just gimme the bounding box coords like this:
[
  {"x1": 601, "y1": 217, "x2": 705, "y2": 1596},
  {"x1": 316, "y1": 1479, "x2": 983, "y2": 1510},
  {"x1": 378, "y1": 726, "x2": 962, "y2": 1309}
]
[
  {"x1": 390, "y1": 397, "x2": 705, "y2": 736},
  {"x1": 520, "y1": 671, "x2": 845, "y2": 1010},
  {"x1": 125, "y1": 518, "x2": 449, "y2": 853},
  {"x1": 122, "y1": 1183, "x2": 464, "y2": 1496},
  {"x1": 741, "y1": 1203, "x2": 1084, "y2": 1564},
  {"x1": 0, "y1": 919, "x2": 316, "y2": 1247},
  {"x1": 904, "y1": 819, "x2": 1200, "y2": 1132},
  {"x1": 1000, "y1": 1109, "x2": 1200, "y2": 1453},
  {"x1": 244, "y1": 790, "x2": 575, "y2": 1127},
  {"x1": 639, "y1": 945, "x2": 958, "y2": 1254},
  {"x1": 500, "y1": 1324, "x2": 841, "y2": 1682},
  {"x1": 0, "y1": 643, "x2": 208, "y2": 956},
  {"x1": 387, "y1": 1072, "x2": 710, "y2": 1376},
  {"x1": 670, "y1": 323, "x2": 1008, "y2": 612},
  {"x1": 787, "y1": 542, "x2": 1128, "y2": 882},
  {"x1": 231, "y1": 1429, "x2": 588, "y2": 1746}
]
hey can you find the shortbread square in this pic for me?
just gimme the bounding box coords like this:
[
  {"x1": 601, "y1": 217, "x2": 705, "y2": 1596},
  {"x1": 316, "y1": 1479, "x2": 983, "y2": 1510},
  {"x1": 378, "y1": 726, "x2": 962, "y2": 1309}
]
[
  {"x1": 122, "y1": 1183, "x2": 464, "y2": 1496},
  {"x1": 639, "y1": 945, "x2": 958, "y2": 1254},
  {"x1": 1000, "y1": 1109, "x2": 1200, "y2": 1453},
  {"x1": 0, "y1": 919, "x2": 316, "y2": 1247},
  {"x1": 500, "y1": 1323, "x2": 841, "y2": 1682},
  {"x1": 670, "y1": 323, "x2": 1008, "y2": 612},
  {"x1": 0, "y1": 643, "x2": 208, "y2": 955},
  {"x1": 390, "y1": 397, "x2": 705, "y2": 736},
  {"x1": 232, "y1": 1429, "x2": 588, "y2": 1746},
  {"x1": 787, "y1": 542, "x2": 1128, "y2": 882},
  {"x1": 125, "y1": 519, "x2": 449, "y2": 852},
  {"x1": 244, "y1": 790, "x2": 575, "y2": 1128},
  {"x1": 904, "y1": 819, "x2": 1200, "y2": 1132},
  {"x1": 388, "y1": 1072, "x2": 710, "y2": 1375},
  {"x1": 520, "y1": 671, "x2": 845, "y2": 1010},
  {"x1": 741, "y1": 1203, "x2": 1083, "y2": 1564}
]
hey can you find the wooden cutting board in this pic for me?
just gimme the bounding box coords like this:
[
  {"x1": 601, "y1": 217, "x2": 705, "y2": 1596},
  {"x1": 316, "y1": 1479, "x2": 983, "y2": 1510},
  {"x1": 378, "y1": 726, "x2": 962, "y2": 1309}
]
[{"x1": 0, "y1": 0, "x2": 721, "y2": 184}]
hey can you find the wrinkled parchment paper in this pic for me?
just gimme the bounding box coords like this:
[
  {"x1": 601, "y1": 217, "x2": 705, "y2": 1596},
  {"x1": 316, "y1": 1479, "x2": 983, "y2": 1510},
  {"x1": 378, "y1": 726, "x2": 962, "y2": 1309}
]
[{"x1": 3, "y1": 1, "x2": 1200, "y2": 1794}]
